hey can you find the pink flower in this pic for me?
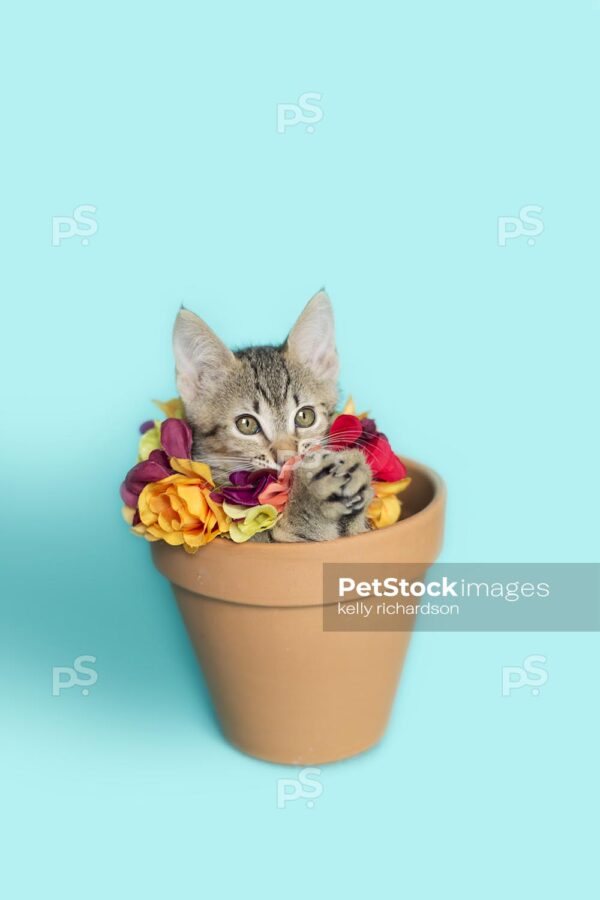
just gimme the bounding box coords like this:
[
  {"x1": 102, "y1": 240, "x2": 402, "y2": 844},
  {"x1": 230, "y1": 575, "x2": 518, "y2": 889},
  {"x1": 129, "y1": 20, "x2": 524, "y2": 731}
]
[{"x1": 257, "y1": 456, "x2": 298, "y2": 512}]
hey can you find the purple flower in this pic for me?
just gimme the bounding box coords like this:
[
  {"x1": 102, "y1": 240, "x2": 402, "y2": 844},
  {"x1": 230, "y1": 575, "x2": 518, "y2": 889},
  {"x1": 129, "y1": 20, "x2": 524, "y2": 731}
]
[
  {"x1": 120, "y1": 449, "x2": 173, "y2": 508},
  {"x1": 139, "y1": 420, "x2": 155, "y2": 434},
  {"x1": 361, "y1": 418, "x2": 378, "y2": 439},
  {"x1": 210, "y1": 469, "x2": 278, "y2": 507},
  {"x1": 160, "y1": 418, "x2": 193, "y2": 459}
]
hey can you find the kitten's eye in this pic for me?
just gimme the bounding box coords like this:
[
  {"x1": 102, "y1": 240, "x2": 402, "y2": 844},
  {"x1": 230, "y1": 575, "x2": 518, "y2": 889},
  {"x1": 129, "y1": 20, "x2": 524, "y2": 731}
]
[
  {"x1": 236, "y1": 415, "x2": 261, "y2": 436},
  {"x1": 295, "y1": 406, "x2": 316, "y2": 428}
]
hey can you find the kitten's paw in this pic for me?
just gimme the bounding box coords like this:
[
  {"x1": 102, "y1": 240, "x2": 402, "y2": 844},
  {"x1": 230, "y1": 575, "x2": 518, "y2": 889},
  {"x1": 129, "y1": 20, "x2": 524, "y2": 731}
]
[{"x1": 300, "y1": 449, "x2": 374, "y2": 522}]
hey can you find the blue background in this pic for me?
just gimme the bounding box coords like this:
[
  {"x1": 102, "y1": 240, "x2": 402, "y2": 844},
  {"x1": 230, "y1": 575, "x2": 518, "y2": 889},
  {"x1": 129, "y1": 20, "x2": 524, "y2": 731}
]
[{"x1": 1, "y1": 1, "x2": 598, "y2": 897}]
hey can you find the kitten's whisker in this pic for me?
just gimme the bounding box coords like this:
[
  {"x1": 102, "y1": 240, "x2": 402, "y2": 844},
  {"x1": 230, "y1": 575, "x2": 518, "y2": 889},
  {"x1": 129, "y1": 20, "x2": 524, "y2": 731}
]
[
  {"x1": 305, "y1": 434, "x2": 392, "y2": 468},
  {"x1": 192, "y1": 458, "x2": 251, "y2": 464},
  {"x1": 209, "y1": 455, "x2": 256, "y2": 460},
  {"x1": 314, "y1": 431, "x2": 375, "y2": 445},
  {"x1": 316, "y1": 433, "x2": 378, "y2": 447},
  {"x1": 318, "y1": 429, "x2": 364, "y2": 441},
  {"x1": 192, "y1": 457, "x2": 257, "y2": 471}
]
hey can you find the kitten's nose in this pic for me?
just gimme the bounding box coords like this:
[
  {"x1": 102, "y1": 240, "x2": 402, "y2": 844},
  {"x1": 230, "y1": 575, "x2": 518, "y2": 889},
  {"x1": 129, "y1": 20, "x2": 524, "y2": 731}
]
[
  {"x1": 271, "y1": 436, "x2": 297, "y2": 452},
  {"x1": 270, "y1": 436, "x2": 297, "y2": 466}
]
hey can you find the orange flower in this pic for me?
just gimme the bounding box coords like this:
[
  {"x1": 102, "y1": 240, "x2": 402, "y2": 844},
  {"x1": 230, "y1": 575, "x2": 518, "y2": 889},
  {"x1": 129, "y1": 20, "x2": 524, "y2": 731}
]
[
  {"x1": 135, "y1": 459, "x2": 230, "y2": 552},
  {"x1": 368, "y1": 477, "x2": 412, "y2": 529}
]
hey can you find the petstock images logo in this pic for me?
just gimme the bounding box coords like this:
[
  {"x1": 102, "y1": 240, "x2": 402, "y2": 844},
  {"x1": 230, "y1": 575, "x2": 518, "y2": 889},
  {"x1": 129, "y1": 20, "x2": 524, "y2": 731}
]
[{"x1": 322, "y1": 564, "x2": 600, "y2": 632}]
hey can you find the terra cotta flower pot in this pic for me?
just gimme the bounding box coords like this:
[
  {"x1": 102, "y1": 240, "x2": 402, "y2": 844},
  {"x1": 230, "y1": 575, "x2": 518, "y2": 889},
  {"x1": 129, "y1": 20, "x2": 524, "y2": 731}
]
[{"x1": 151, "y1": 458, "x2": 446, "y2": 764}]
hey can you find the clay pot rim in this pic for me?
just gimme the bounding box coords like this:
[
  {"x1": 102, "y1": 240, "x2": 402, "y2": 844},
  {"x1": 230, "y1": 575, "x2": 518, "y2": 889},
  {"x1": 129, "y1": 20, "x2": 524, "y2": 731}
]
[{"x1": 210, "y1": 456, "x2": 445, "y2": 555}]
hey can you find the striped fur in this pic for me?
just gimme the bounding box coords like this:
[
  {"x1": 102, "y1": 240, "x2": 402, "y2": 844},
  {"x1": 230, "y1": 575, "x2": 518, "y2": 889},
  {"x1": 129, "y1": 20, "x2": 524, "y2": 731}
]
[{"x1": 172, "y1": 291, "x2": 372, "y2": 541}]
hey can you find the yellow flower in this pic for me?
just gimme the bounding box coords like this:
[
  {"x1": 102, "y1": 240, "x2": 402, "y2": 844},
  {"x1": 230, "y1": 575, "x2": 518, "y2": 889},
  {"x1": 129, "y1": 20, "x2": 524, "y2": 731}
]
[
  {"x1": 368, "y1": 477, "x2": 412, "y2": 529},
  {"x1": 373, "y1": 477, "x2": 412, "y2": 497},
  {"x1": 138, "y1": 421, "x2": 161, "y2": 460},
  {"x1": 153, "y1": 397, "x2": 185, "y2": 419},
  {"x1": 136, "y1": 398, "x2": 185, "y2": 461},
  {"x1": 368, "y1": 494, "x2": 401, "y2": 528},
  {"x1": 341, "y1": 396, "x2": 369, "y2": 419},
  {"x1": 121, "y1": 505, "x2": 136, "y2": 525},
  {"x1": 222, "y1": 502, "x2": 279, "y2": 543},
  {"x1": 136, "y1": 463, "x2": 230, "y2": 552}
]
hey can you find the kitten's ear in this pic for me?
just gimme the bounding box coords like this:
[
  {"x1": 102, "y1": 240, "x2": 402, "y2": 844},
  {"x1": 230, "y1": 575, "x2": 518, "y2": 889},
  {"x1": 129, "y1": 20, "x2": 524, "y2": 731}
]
[
  {"x1": 286, "y1": 290, "x2": 339, "y2": 382},
  {"x1": 173, "y1": 308, "x2": 238, "y2": 404}
]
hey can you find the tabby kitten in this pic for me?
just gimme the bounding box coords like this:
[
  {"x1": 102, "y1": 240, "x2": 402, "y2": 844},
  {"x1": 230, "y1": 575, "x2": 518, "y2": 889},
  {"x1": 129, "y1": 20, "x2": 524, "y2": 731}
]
[{"x1": 173, "y1": 290, "x2": 373, "y2": 542}]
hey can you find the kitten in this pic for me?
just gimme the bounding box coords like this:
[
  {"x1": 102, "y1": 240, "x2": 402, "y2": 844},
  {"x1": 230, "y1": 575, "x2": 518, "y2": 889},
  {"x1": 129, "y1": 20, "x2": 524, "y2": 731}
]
[{"x1": 172, "y1": 290, "x2": 373, "y2": 542}]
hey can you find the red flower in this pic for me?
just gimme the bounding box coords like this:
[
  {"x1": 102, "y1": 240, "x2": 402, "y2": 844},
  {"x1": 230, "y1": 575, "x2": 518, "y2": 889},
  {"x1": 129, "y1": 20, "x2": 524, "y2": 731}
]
[
  {"x1": 329, "y1": 414, "x2": 363, "y2": 445},
  {"x1": 328, "y1": 414, "x2": 407, "y2": 482}
]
